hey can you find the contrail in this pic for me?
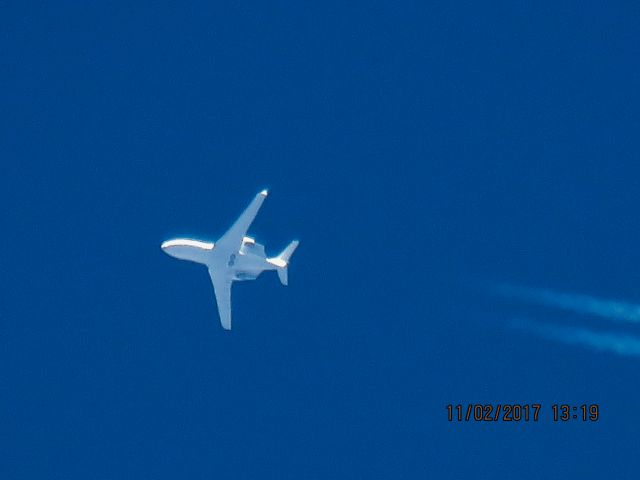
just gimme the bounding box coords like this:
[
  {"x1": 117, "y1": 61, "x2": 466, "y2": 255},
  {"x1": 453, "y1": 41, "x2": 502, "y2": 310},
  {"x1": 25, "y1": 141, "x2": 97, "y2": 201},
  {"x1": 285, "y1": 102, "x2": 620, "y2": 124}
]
[
  {"x1": 489, "y1": 283, "x2": 640, "y2": 324},
  {"x1": 511, "y1": 318, "x2": 640, "y2": 356}
]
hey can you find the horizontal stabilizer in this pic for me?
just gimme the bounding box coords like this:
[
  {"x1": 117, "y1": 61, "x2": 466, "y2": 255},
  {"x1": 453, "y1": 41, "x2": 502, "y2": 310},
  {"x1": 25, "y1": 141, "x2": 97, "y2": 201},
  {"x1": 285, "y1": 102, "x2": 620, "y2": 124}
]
[
  {"x1": 278, "y1": 240, "x2": 299, "y2": 264},
  {"x1": 270, "y1": 240, "x2": 299, "y2": 286}
]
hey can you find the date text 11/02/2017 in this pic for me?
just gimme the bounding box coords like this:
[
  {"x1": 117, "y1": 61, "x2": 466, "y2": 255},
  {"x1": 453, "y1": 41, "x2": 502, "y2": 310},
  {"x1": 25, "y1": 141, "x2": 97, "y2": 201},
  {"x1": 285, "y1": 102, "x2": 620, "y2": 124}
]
[{"x1": 446, "y1": 404, "x2": 599, "y2": 422}]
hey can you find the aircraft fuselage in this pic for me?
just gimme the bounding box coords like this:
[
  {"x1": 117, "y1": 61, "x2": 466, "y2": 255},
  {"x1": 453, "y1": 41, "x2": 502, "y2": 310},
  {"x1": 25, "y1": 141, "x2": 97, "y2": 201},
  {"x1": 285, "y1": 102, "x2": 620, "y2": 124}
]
[{"x1": 162, "y1": 236, "x2": 278, "y2": 280}]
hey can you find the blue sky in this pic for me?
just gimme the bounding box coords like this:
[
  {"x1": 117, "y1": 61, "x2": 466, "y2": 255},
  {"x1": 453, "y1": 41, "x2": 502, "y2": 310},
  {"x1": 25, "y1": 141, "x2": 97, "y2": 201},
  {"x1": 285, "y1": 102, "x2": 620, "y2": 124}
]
[{"x1": 2, "y1": 1, "x2": 640, "y2": 478}]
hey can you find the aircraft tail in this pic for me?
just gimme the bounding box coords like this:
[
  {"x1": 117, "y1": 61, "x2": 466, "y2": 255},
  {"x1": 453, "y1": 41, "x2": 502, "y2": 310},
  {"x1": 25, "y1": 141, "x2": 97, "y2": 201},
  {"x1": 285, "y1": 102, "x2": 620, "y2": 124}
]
[{"x1": 270, "y1": 240, "x2": 299, "y2": 286}]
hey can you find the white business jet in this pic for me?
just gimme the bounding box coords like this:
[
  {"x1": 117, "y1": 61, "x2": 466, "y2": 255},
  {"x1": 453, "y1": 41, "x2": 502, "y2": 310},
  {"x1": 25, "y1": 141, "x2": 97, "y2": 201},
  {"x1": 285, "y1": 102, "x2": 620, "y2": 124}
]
[{"x1": 161, "y1": 190, "x2": 299, "y2": 330}]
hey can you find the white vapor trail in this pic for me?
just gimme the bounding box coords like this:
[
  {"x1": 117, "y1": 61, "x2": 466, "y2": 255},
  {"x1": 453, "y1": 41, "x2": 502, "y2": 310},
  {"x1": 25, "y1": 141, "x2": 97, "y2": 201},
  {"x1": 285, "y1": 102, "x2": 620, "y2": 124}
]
[
  {"x1": 511, "y1": 319, "x2": 640, "y2": 357},
  {"x1": 490, "y1": 283, "x2": 640, "y2": 324}
]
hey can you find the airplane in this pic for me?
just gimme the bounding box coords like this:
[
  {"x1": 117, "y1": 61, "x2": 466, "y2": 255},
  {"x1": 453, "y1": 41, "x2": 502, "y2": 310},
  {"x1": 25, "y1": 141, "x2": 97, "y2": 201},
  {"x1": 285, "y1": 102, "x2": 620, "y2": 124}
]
[{"x1": 161, "y1": 189, "x2": 299, "y2": 330}]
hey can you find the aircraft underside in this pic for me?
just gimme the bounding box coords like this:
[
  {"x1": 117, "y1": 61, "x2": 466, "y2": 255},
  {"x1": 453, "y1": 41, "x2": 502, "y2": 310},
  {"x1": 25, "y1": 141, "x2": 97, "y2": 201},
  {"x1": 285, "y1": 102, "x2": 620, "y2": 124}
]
[{"x1": 161, "y1": 189, "x2": 299, "y2": 330}]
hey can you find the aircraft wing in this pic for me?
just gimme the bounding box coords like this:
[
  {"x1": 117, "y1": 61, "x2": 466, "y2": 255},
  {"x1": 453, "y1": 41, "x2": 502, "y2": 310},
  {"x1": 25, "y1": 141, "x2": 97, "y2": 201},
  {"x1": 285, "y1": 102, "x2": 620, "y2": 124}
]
[
  {"x1": 208, "y1": 269, "x2": 233, "y2": 330},
  {"x1": 215, "y1": 190, "x2": 268, "y2": 252}
]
